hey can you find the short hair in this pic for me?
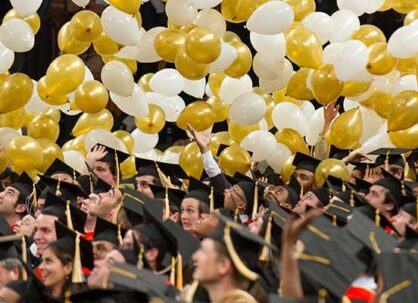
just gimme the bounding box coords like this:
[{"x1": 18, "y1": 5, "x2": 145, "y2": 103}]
[
  {"x1": 0, "y1": 258, "x2": 23, "y2": 279},
  {"x1": 198, "y1": 201, "x2": 210, "y2": 216},
  {"x1": 213, "y1": 240, "x2": 247, "y2": 285},
  {"x1": 383, "y1": 189, "x2": 399, "y2": 216}
]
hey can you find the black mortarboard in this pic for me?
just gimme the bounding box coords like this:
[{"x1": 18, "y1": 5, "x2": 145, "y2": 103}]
[
  {"x1": 369, "y1": 148, "x2": 409, "y2": 168},
  {"x1": 122, "y1": 188, "x2": 163, "y2": 226},
  {"x1": 286, "y1": 175, "x2": 302, "y2": 206},
  {"x1": 94, "y1": 216, "x2": 126, "y2": 247},
  {"x1": 70, "y1": 288, "x2": 148, "y2": 303},
  {"x1": 309, "y1": 187, "x2": 330, "y2": 206},
  {"x1": 353, "y1": 177, "x2": 372, "y2": 195},
  {"x1": 188, "y1": 177, "x2": 224, "y2": 210},
  {"x1": 325, "y1": 199, "x2": 354, "y2": 225},
  {"x1": 157, "y1": 161, "x2": 189, "y2": 181},
  {"x1": 292, "y1": 152, "x2": 321, "y2": 173},
  {"x1": 9, "y1": 171, "x2": 33, "y2": 204},
  {"x1": 401, "y1": 202, "x2": 418, "y2": 221},
  {"x1": 134, "y1": 156, "x2": 159, "y2": 179},
  {"x1": 42, "y1": 191, "x2": 86, "y2": 233},
  {"x1": 0, "y1": 234, "x2": 21, "y2": 261},
  {"x1": 84, "y1": 165, "x2": 113, "y2": 194},
  {"x1": 149, "y1": 184, "x2": 186, "y2": 209},
  {"x1": 44, "y1": 158, "x2": 80, "y2": 179},
  {"x1": 329, "y1": 145, "x2": 350, "y2": 160},
  {"x1": 38, "y1": 175, "x2": 88, "y2": 203},
  {"x1": 374, "y1": 169, "x2": 414, "y2": 206}
]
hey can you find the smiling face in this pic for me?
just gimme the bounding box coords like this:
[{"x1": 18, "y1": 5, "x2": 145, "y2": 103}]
[
  {"x1": 88, "y1": 188, "x2": 122, "y2": 219},
  {"x1": 39, "y1": 247, "x2": 72, "y2": 294},
  {"x1": 293, "y1": 191, "x2": 321, "y2": 215},
  {"x1": 33, "y1": 214, "x2": 57, "y2": 256}
]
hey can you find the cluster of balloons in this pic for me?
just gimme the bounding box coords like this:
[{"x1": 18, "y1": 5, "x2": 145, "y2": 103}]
[{"x1": 0, "y1": 0, "x2": 418, "y2": 179}]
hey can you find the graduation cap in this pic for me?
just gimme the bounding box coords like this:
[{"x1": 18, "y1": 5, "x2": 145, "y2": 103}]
[
  {"x1": 70, "y1": 288, "x2": 148, "y2": 303},
  {"x1": 268, "y1": 294, "x2": 317, "y2": 303},
  {"x1": 122, "y1": 188, "x2": 163, "y2": 226},
  {"x1": 353, "y1": 177, "x2": 372, "y2": 195},
  {"x1": 0, "y1": 234, "x2": 27, "y2": 270},
  {"x1": 9, "y1": 171, "x2": 34, "y2": 205},
  {"x1": 369, "y1": 148, "x2": 409, "y2": 169},
  {"x1": 76, "y1": 172, "x2": 112, "y2": 196},
  {"x1": 134, "y1": 156, "x2": 160, "y2": 179},
  {"x1": 38, "y1": 175, "x2": 88, "y2": 204},
  {"x1": 93, "y1": 216, "x2": 126, "y2": 247},
  {"x1": 309, "y1": 187, "x2": 330, "y2": 207},
  {"x1": 135, "y1": 157, "x2": 188, "y2": 187},
  {"x1": 187, "y1": 176, "x2": 225, "y2": 211},
  {"x1": 374, "y1": 169, "x2": 414, "y2": 207},
  {"x1": 401, "y1": 202, "x2": 418, "y2": 222},
  {"x1": 286, "y1": 175, "x2": 302, "y2": 206},
  {"x1": 325, "y1": 199, "x2": 354, "y2": 226},
  {"x1": 292, "y1": 152, "x2": 321, "y2": 174},
  {"x1": 149, "y1": 184, "x2": 186, "y2": 209},
  {"x1": 329, "y1": 145, "x2": 350, "y2": 160},
  {"x1": 44, "y1": 158, "x2": 80, "y2": 180}
]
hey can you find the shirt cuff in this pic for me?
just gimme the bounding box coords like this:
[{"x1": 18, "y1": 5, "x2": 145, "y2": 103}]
[{"x1": 202, "y1": 151, "x2": 222, "y2": 178}]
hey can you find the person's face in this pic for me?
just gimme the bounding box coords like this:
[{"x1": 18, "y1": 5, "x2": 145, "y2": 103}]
[
  {"x1": 89, "y1": 188, "x2": 121, "y2": 218},
  {"x1": 39, "y1": 248, "x2": 72, "y2": 291},
  {"x1": 33, "y1": 214, "x2": 57, "y2": 256},
  {"x1": 122, "y1": 229, "x2": 134, "y2": 250},
  {"x1": 15, "y1": 215, "x2": 35, "y2": 237},
  {"x1": 88, "y1": 249, "x2": 125, "y2": 289},
  {"x1": 249, "y1": 211, "x2": 265, "y2": 235},
  {"x1": 0, "y1": 187, "x2": 20, "y2": 216},
  {"x1": 365, "y1": 185, "x2": 387, "y2": 212},
  {"x1": 392, "y1": 210, "x2": 414, "y2": 238},
  {"x1": 224, "y1": 185, "x2": 246, "y2": 212},
  {"x1": 293, "y1": 191, "x2": 321, "y2": 215},
  {"x1": 93, "y1": 240, "x2": 116, "y2": 261},
  {"x1": 349, "y1": 169, "x2": 363, "y2": 184},
  {"x1": 294, "y1": 169, "x2": 316, "y2": 192},
  {"x1": 35, "y1": 197, "x2": 46, "y2": 218},
  {"x1": 80, "y1": 197, "x2": 92, "y2": 213},
  {"x1": 0, "y1": 287, "x2": 20, "y2": 303},
  {"x1": 93, "y1": 161, "x2": 114, "y2": 186},
  {"x1": 181, "y1": 198, "x2": 201, "y2": 232},
  {"x1": 51, "y1": 173, "x2": 73, "y2": 183},
  {"x1": 266, "y1": 186, "x2": 289, "y2": 205},
  {"x1": 135, "y1": 175, "x2": 155, "y2": 198},
  {"x1": 0, "y1": 263, "x2": 18, "y2": 288},
  {"x1": 193, "y1": 238, "x2": 228, "y2": 284}
]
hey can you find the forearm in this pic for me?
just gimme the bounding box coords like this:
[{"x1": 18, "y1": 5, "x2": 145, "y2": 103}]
[
  {"x1": 280, "y1": 243, "x2": 304, "y2": 299},
  {"x1": 202, "y1": 151, "x2": 222, "y2": 178}
]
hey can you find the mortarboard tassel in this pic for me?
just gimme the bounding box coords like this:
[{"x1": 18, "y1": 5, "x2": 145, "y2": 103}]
[
  {"x1": 365, "y1": 164, "x2": 370, "y2": 180},
  {"x1": 65, "y1": 200, "x2": 74, "y2": 231},
  {"x1": 56, "y1": 179, "x2": 62, "y2": 196},
  {"x1": 32, "y1": 182, "x2": 37, "y2": 210},
  {"x1": 342, "y1": 182, "x2": 346, "y2": 192},
  {"x1": 318, "y1": 289, "x2": 328, "y2": 303},
  {"x1": 117, "y1": 224, "x2": 123, "y2": 247},
  {"x1": 209, "y1": 186, "x2": 214, "y2": 213},
  {"x1": 332, "y1": 215, "x2": 337, "y2": 226},
  {"x1": 401, "y1": 180, "x2": 407, "y2": 196},
  {"x1": 164, "y1": 186, "x2": 170, "y2": 220},
  {"x1": 113, "y1": 201, "x2": 124, "y2": 225},
  {"x1": 176, "y1": 252, "x2": 183, "y2": 290},
  {"x1": 251, "y1": 181, "x2": 259, "y2": 221},
  {"x1": 379, "y1": 279, "x2": 412, "y2": 303},
  {"x1": 73, "y1": 169, "x2": 76, "y2": 182},
  {"x1": 300, "y1": 185, "x2": 304, "y2": 198},
  {"x1": 64, "y1": 291, "x2": 71, "y2": 303},
  {"x1": 88, "y1": 173, "x2": 94, "y2": 194},
  {"x1": 137, "y1": 246, "x2": 144, "y2": 270},
  {"x1": 72, "y1": 233, "x2": 84, "y2": 283},
  {"x1": 349, "y1": 191, "x2": 355, "y2": 207},
  {"x1": 115, "y1": 150, "x2": 120, "y2": 188},
  {"x1": 234, "y1": 208, "x2": 239, "y2": 222},
  {"x1": 184, "y1": 280, "x2": 199, "y2": 303},
  {"x1": 385, "y1": 151, "x2": 390, "y2": 172},
  {"x1": 170, "y1": 256, "x2": 176, "y2": 286},
  {"x1": 155, "y1": 162, "x2": 176, "y2": 188},
  {"x1": 21, "y1": 235, "x2": 27, "y2": 281},
  {"x1": 259, "y1": 212, "x2": 272, "y2": 262},
  {"x1": 375, "y1": 209, "x2": 381, "y2": 227}
]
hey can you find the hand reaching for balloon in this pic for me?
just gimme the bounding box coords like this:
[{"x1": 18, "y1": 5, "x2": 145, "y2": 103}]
[
  {"x1": 187, "y1": 123, "x2": 210, "y2": 154},
  {"x1": 321, "y1": 101, "x2": 340, "y2": 136},
  {"x1": 282, "y1": 209, "x2": 323, "y2": 246},
  {"x1": 86, "y1": 145, "x2": 107, "y2": 168},
  {"x1": 342, "y1": 150, "x2": 370, "y2": 164}
]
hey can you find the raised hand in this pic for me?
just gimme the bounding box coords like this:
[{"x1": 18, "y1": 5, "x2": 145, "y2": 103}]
[{"x1": 187, "y1": 123, "x2": 211, "y2": 154}]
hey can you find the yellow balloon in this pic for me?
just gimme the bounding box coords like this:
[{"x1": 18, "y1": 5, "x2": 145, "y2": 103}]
[
  {"x1": 28, "y1": 114, "x2": 60, "y2": 141},
  {"x1": 46, "y1": 54, "x2": 85, "y2": 96},
  {"x1": 273, "y1": 88, "x2": 304, "y2": 106},
  {"x1": 281, "y1": 155, "x2": 295, "y2": 183},
  {"x1": 224, "y1": 40, "x2": 252, "y2": 78},
  {"x1": 0, "y1": 72, "x2": 9, "y2": 85},
  {"x1": 388, "y1": 90, "x2": 418, "y2": 131},
  {"x1": 6, "y1": 136, "x2": 43, "y2": 170},
  {"x1": 228, "y1": 120, "x2": 260, "y2": 144},
  {"x1": 163, "y1": 145, "x2": 184, "y2": 156},
  {"x1": 113, "y1": 130, "x2": 135, "y2": 153},
  {"x1": 69, "y1": 135, "x2": 88, "y2": 156},
  {"x1": 206, "y1": 96, "x2": 229, "y2": 122},
  {"x1": 378, "y1": 0, "x2": 392, "y2": 11},
  {"x1": 179, "y1": 142, "x2": 203, "y2": 179},
  {"x1": 102, "y1": 56, "x2": 137, "y2": 74},
  {"x1": 43, "y1": 108, "x2": 61, "y2": 124},
  {"x1": 37, "y1": 76, "x2": 69, "y2": 106},
  {"x1": 108, "y1": 0, "x2": 141, "y2": 15},
  {"x1": 75, "y1": 80, "x2": 109, "y2": 114},
  {"x1": 395, "y1": 55, "x2": 417, "y2": 74},
  {"x1": 185, "y1": 27, "x2": 221, "y2": 64},
  {"x1": 0, "y1": 148, "x2": 8, "y2": 174},
  {"x1": 72, "y1": 109, "x2": 114, "y2": 137},
  {"x1": 342, "y1": 80, "x2": 372, "y2": 98},
  {"x1": 70, "y1": 10, "x2": 102, "y2": 42},
  {"x1": 311, "y1": 64, "x2": 343, "y2": 105},
  {"x1": 134, "y1": 11, "x2": 142, "y2": 28},
  {"x1": 177, "y1": 101, "x2": 216, "y2": 131},
  {"x1": 392, "y1": 0, "x2": 418, "y2": 14},
  {"x1": 352, "y1": 25, "x2": 386, "y2": 47},
  {"x1": 154, "y1": 29, "x2": 186, "y2": 63},
  {"x1": 223, "y1": 31, "x2": 241, "y2": 43},
  {"x1": 120, "y1": 155, "x2": 137, "y2": 179},
  {"x1": 275, "y1": 128, "x2": 309, "y2": 154},
  {"x1": 93, "y1": 31, "x2": 121, "y2": 56},
  {"x1": 218, "y1": 146, "x2": 251, "y2": 176},
  {"x1": 175, "y1": 47, "x2": 210, "y2": 80},
  {"x1": 286, "y1": 27, "x2": 322, "y2": 69},
  {"x1": 286, "y1": 68, "x2": 314, "y2": 100},
  {"x1": 0, "y1": 107, "x2": 25, "y2": 129},
  {"x1": 370, "y1": 91, "x2": 393, "y2": 119},
  {"x1": 3, "y1": 9, "x2": 40, "y2": 34},
  {"x1": 221, "y1": 0, "x2": 268, "y2": 23},
  {"x1": 260, "y1": 92, "x2": 276, "y2": 129},
  {"x1": 208, "y1": 73, "x2": 226, "y2": 98},
  {"x1": 23, "y1": 112, "x2": 34, "y2": 128},
  {"x1": 283, "y1": 21, "x2": 303, "y2": 38},
  {"x1": 283, "y1": 0, "x2": 316, "y2": 21},
  {"x1": 366, "y1": 43, "x2": 397, "y2": 76},
  {"x1": 389, "y1": 123, "x2": 418, "y2": 149},
  {"x1": 327, "y1": 108, "x2": 362, "y2": 149},
  {"x1": 58, "y1": 22, "x2": 91, "y2": 55},
  {"x1": 314, "y1": 159, "x2": 349, "y2": 187},
  {"x1": 36, "y1": 138, "x2": 64, "y2": 173},
  {"x1": 138, "y1": 73, "x2": 154, "y2": 92},
  {"x1": 405, "y1": 9, "x2": 418, "y2": 25},
  {"x1": 0, "y1": 73, "x2": 33, "y2": 113},
  {"x1": 135, "y1": 104, "x2": 166, "y2": 134},
  {"x1": 209, "y1": 131, "x2": 236, "y2": 155}
]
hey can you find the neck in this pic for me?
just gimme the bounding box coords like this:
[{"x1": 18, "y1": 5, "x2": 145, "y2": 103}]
[
  {"x1": 84, "y1": 215, "x2": 96, "y2": 233},
  {"x1": 204, "y1": 276, "x2": 240, "y2": 303},
  {"x1": 5, "y1": 213, "x2": 20, "y2": 228},
  {"x1": 50, "y1": 279, "x2": 65, "y2": 298}
]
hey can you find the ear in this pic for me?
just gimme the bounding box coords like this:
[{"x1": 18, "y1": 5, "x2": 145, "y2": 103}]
[
  {"x1": 15, "y1": 203, "x2": 27, "y2": 215},
  {"x1": 217, "y1": 256, "x2": 233, "y2": 277},
  {"x1": 171, "y1": 212, "x2": 179, "y2": 223},
  {"x1": 385, "y1": 203, "x2": 394, "y2": 213},
  {"x1": 63, "y1": 261, "x2": 73, "y2": 276},
  {"x1": 10, "y1": 267, "x2": 20, "y2": 280}
]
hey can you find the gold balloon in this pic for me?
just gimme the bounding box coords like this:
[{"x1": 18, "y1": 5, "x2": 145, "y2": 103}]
[
  {"x1": 206, "y1": 96, "x2": 229, "y2": 122},
  {"x1": 138, "y1": 73, "x2": 154, "y2": 92},
  {"x1": 209, "y1": 131, "x2": 236, "y2": 156},
  {"x1": 326, "y1": 108, "x2": 362, "y2": 149},
  {"x1": 23, "y1": 112, "x2": 34, "y2": 128},
  {"x1": 0, "y1": 73, "x2": 33, "y2": 113},
  {"x1": 281, "y1": 155, "x2": 295, "y2": 183},
  {"x1": 36, "y1": 138, "x2": 64, "y2": 173},
  {"x1": 72, "y1": 109, "x2": 114, "y2": 137},
  {"x1": 135, "y1": 104, "x2": 166, "y2": 134},
  {"x1": 218, "y1": 146, "x2": 251, "y2": 176},
  {"x1": 175, "y1": 47, "x2": 210, "y2": 80},
  {"x1": 283, "y1": 21, "x2": 303, "y2": 38},
  {"x1": 286, "y1": 68, "x2": 314, "y2": 100},
  {"x1": 224, "y1": 40, "x2": 252, "y2": 78},
  {"x1": 69, "y1": 135, "x2": 87, "y2": 156},
  {"x1": 221, "y1": 0, "x2": 268, "y2": 23},
  {"x1": 3, "y1": 9, "x2": 40, "y2": 34},
  {"x1": 342, "y1": 80, "x2": 372, "y2": 98},
  {"x1": 0, "y1": 107, "x2": 25, "y2": 129},
  {"x1": 46, "y1": 55, "x2": 85, "y2": 96},
  {"x1": 389, "y1": 123, "x2": 418, "y2": 149},
  {"x1": 154, "y1": 29, "x2": 186, "y2": 63},
  {"x1": 93, "y1": 32, "x2": 121, "y2": 56},
  {"x1": 102, "y1": 56, "x2": 137, "y2": 74},
  {"x1": 259, "y1": 92, "x2": 276, "y2": 129},
  {"x1": 388, "y1": 90, "x2": 418, "y2": 132},
  {"x1": 43, "y1": 108, "x2": 61, "y2": 124},
  {"x1": 392, "y1": 0, "x2": 418, "y2": 14},
  {"x1": 223, "y1": 31, "x2": 241, "y2": 43},
  {"x1": 208, "y1": 73, "x2": 226, "y2": 98},
  {"x1": 361, "y1": 90, "x2": 393, "y2": 119},
  {"x1": 283, "y1": 0, "x2": 316, "y2": 21},
  {"x1": 378, "y1": 0, "x2": 392, "y2": 11},
  {"x1": 69, "y1": 10, "x2": 102, "y2": 42},
  {"x1": 228, "y1": 120, "x2": 260, "y2": 144},
  {"x1": 75, "y1": 80, "x2": 109, "y2": 114},
  {"x1": 395, "y1": 55, "x2": 417, "y2": 74},
  {"x1": 273, "y1": 88, "x2": 303, "y2": 106},
  {"x1": 28, "y1": 114, "x2": 60, "y2": 142},
  {"x1": 177, "y1": 101, "x2": 216, "y2": 131},
  {"x1": 113, "y1": 130, "x2": 135, "y2": 153},
  {"x1": 179, "y1": 142, "x2": 204, "y2": 179},
  {"x1": 352, "y1": 25, "x2": 386, "y2": 47},
  {"x1": 0, "y1": 148, "x2": 8, "y2": 174},
  {"x1": 120, "y1": 155, "x2": 137, "y2": 179},
  {"x1": 311, "y1": 64, "x2": 343, "y2": 105},
  {"x1": 167, "y1": 19, "x2": 182, "y2": 31},
  {"x1": 6, "y1": 136, "x2": 43, "y2": 170},
  {"x1": 185, "y1": 27, "x2": 221, "y2": 64},
  {"x1": 366, "y1": 43, "x2": 397, "y2": 75},
  {"x1": 58, "y1": 22, "x2": 91, "y2": 55},
  {"x1": 405, "y1": 9, "x2": 418, "y2": 25},
  {"x1": 314, "y1": 159, "x2": 349, "y2": 187},
  {"x1": 275, "y1": 128, "x2": 309, "y2": 154},
  {"x1": 0, "y1": 72, "x2": 9, "y2": 85},
  {"x1": 286, "y1": 27, "x2": 322, "y2": 69},
  {"x1": 108, "y1": 0, "x2": 141, "y2": 15},
  {"x1": 37, "y1": 76, "x2": 69, "y2": 106}
]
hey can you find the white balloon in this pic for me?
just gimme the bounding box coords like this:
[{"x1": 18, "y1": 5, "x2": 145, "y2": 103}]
[
  {"x1": 247, "y1": 1, "x2": 294, "y2": 35},
  {"x1": 101, "y1": 61, "x2": 134, "y2": 97},
  {"x1": 150, "y1": 69, "x2": 185, "y2": 97},
  {"x1": 322, "y1": 42, "x2": 343, "y2": 65},
  {"x1": 219, "y1": 75, "x2": 253, "y2": 104},
  {"x1": 330, "y1": 10, "x2": 360, "y2": 43},
  {"x1": 359, "y1": 107, "x2": 384, "y2": 144},
  {"x1": 191, "y1": 0, "x2": 222, "y2": 9},
  {"x1": 258, "y1": 118, "x2": 269, "y2": 131},
  {"x1": 259, "y1": 58, "x2": 294, "y2": 93},
  {"x1": 0, "y1": 127, "x2": 20, "y2": 148},
  {"x1": 337, "y1": 0, "x2": 368, "y2": 16},
  {"x1": 25, "y1": 81, "x2": 49, "y2": 113},
  {"x1": 208, "y1": 42, "x2": 238, "y2": 73},
  {"x1": 301, "y1": 12, "x2": 334, "y2": 45},
  {"x1": 229, "y1": 93, "x2": 267, "y2": 125},
  {"x1": 240, "y1": 130, "x2": 277, "y2": 161},
  {"x1": 266, "y1": 143, "x2": 292, "y2": 173},
  {"x1": 253, "y1": 52, "x2": 285, "y2": 80},
  {"x1": 305, "y1": 108, "x2": 325, "y2": 146},
  {"x1": 115, "y1": 45, "x2": 141, "y2": 60},
  {"x1": 84, "y1": 129, "x2": 119, "y2": 151},
  {"x1": 411, "y1": 20, "x2": 418, "y2": 28},
  {"x1": 250, "y1": 32, "x2": 286, "y2": 60},
  {"x1": 343, "y1": 98, "x2": 359, "y2": 111},
  {"x1": 391, "y1": 75, "x2": 418, "y2": 95},
  {"x1": 193, "y1": 9, "x2": 226, "y2": 38},
  {"x1": 132, "y1": 128, "x2": 159, "y2": 153},
  {"x1": 300, "y1": 101, "x2": 315, "y2": 120},
  {"x1": 135, "y1": 149, "x2": 159, "y2": 160},
  {"x1": 59, "y1": 102, "x2": 82, "y2": 116},
  {"x1": 306, "y1": 68, "x2": 315, "y2": 91},
  {"x1": 366, "y1": 0, "x2": 385, "y2": 14},
  {"x1": 182, "y1": 77, "x2": 206, "y2": 98},
  {"x1": 160, "y1": 152, "x2": 180, "y2": 164},
  {"x1": 84, "y1": 66, "x2": 94, "y2": 82},
  {"x1": 101, "y1": 6, "x2": 142, "y2": 46},
  {"x1": 334, "y1": 40, "x2": 368, "y2": 81},
  {"x1": 272, "y1": 102, "x2": 308, "y2": 136},
  {"x1": 0, "y1": 41, "x2": 14, "y2": 73},
  {"x1": 372, "y1": 70, "x2": 400, "y2": 94},
  {"x1": 71, "y1": 0, "x2": 90, "y2": 8},
  {"x1": 205, "y1": 83, "x2": 214, "y2": 97},
  {"x1": 0, "y1": 18, "x2": 34, "y2": 53},
  {"x1": 10, "y1": 0, "x2": 42, "y2": 17},
  {"x1": 136, "y1": 27, "x2": 165, "y2": 63},
  {"x1": 63, "y1": 151, "x2": 88, "y2": 175},
  {"x1": 359, "y1": 132, "x2": 394, "y2": 153},
  {"x1": 166, "y1": 0, "x2": 198, "y2": 26},
  {"x1": 146, "y1": 93, "x2": 186, "y2": 122},
  {"x1": 388, "y1": 25, "x2": 418, "y2": 58},
  {"x1": 111, "y1": 84, "x2": 149, "y2": 117}
]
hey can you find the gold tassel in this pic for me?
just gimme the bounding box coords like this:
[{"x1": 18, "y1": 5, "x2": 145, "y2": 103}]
[
  {"x1": 300, "y1": 185, "x2": 304, "y2": 198},
  {"x1": 259, "y1": 213, "x2": 272, "y2": 262},
  {"x1": 170, "y1": 256, "x2": 176, "y2": 286},
  {"x1": 56, "y1": 179, "x2": 62, "y2": 196},
  {"x1": 184, "y1": 281, "x2": 199, "y2": 303},
  {"x1": 342, "y1": 182, "x2": 346, "y2": 192},
  {"x1": 66, "y1": 200, "x2": 74, "y2": 231},
  {"x1": 156, "y1": 162, "x2": 175, "y2": 188},
  {"x1": 71, "y1": 233, "x2": 84, "y2": 283},
  {"x1": 223, "y1": 224, "x2": 258, "y2": 281},
  {"x1": 117, "y1": 224, "x2": 123, "y2": 247},
  {"x1": 375, "y1": 209, "x2": 381, "y2": 227},
  {"x1": 32, "y1": 182, "x2": 37, "y2": 210},
  {"x1": 385, "y1": 151, "x2": 390, "y2": 172},
  {"x1": 115, "y1": 150, "x2": 120, "y2": 188},
  {"x1": 401, "y1": 180, "x2": 407, "y2": 196},
  {"x1": 73, "y1": 169, "x2": 76, "y2": 182},
  {"x1": 378, "y1": 279, "x2": 412, "y2": 303},
  {"x1": 209, "y1": 186, "x2": 214, "y2": 213},
  {"x1": 332, "y1": 215, "x2": 337, "y2": 226},
  {"x1": 234, "y1": 208, "x2": 239, "y2": 222},
  {"x1": 113, "y1": 201, "x2": 123, "y2": 225},
  {"x1": 64, "y1": 291, "x2": 72, "y2": 303},
  {"x1": 349, "y1": 191, "x2": 355, "y2": 207},
  {"x1": 318, "y1": 288, "x2": 328, "y2": 303},
  {"x1": 365, "y1": 164, "x2": 370, "y2": 180},
  {"x1": 176, "y1": 252, "x2": 183, "y2": 290},
  {"x1": 89, "y1": 173, "x2": 94, "y2": 194},
  {"x1": 164, "y1": 186, "x2": 170, "y2": 220},
  {"x1": 137, "y1": 246, "x2": 144, "y2": 270},
  {"x1": 21, "y1": 235, "x2": 27, "y2": 281},
  {"x1": 251, "y1": 181, "x2": 259, "y2": 221}
]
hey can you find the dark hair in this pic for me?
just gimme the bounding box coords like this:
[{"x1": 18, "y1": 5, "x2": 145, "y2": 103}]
[
  {"x1": 383, "y1": 190, "x2": 399, "y2": 216},
  {"x1": 213, "y1": 240, "x2": 248, "y2": 285},
  {"x1": 198, "y1": 201, "x2": 210, "y2": 216}
]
